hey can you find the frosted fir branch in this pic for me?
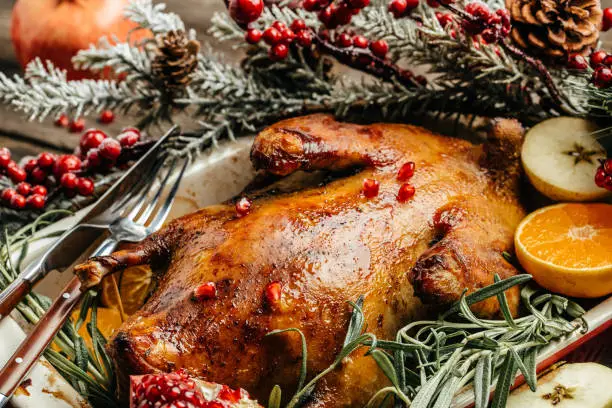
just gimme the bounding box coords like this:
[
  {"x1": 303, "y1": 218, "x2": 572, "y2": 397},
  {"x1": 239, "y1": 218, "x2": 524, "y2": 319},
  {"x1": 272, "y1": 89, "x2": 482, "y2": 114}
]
[{"x1": 124, "y1": 0, "x2": 185, "y2": 34}]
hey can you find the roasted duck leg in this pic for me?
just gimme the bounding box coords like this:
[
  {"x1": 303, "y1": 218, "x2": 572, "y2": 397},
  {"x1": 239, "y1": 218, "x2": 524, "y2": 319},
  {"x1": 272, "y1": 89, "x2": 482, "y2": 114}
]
[{"x1": 75, "y1": 115, "x2": 526, "y2": 407}]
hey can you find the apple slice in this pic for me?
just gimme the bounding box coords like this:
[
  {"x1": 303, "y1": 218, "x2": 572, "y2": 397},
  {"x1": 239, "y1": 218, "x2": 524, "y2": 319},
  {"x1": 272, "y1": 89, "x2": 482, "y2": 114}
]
[
  {"x1": 507, "y1": 363, "x2": 612, "y2": 407},
  {"x1": 521, "y1": 117, "x2": 610, "y2": 202}
]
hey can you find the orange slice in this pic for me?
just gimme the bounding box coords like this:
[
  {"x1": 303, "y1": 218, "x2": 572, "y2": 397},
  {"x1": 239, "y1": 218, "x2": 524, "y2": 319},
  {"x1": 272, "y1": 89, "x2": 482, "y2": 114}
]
[
  {"x1": 515, "y1": 203, "x2": 612, "y2": 298},
  {"x1": 101, "y1": 265, "x2": 153, "y2": 315}
]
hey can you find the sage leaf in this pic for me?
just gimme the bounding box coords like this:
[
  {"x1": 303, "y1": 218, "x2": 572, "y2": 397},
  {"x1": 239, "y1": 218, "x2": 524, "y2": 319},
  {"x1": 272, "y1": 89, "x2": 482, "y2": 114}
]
[
  {"x1": 474, "y1": 353, "x2": 492, "y2": 408},
  {"x1": 268, "y1": 385, "x2": 282, "y2": 408},
  {"x1": 491, "y1": 351, "x2": 518, "y2": 408}
]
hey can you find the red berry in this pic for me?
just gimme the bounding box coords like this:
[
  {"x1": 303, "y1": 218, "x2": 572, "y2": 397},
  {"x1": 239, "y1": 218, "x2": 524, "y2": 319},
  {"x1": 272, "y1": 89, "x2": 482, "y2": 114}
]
[
  {"x1": 436, "y1": 12, "x2": 454, "y2": 27},
  {"x1": 272, "y1": 21, "x2": 287, "y2": 31},
  {"x1": 1, "y1": 188, "x2": 16, "y2": 202},
  {"x1": 245, "y1": 28, "x2": 263, "y2": 44},
  {"x1": 604, "y1": 158, "x2": 612, "y2": 174},
  {"x1": 291, "y1": 19, "x2": 307, "y2": 32},
  {"x1": 405, "y1": 0, "x2": 419, "y2": 9},
  {"x1": 303, "y1": 0, "x2": 320, "y2": 11},
  {"x1": 264, "y1": 281, "x2": 282, "y2": 305},
  {"x1": 16, "y1": 182, "x2": 32, "y2": 196},
  {"x1": 269, "y1": 43, "x2": 289, "y2": 60},
  {"x1": 0, "y1": 147, "x2": 11, "y2": 168},
  {"x1": 31, "y1": 185, "x2": 47, "y2": 197},
  {"x1": 85, "y1": 149, "x2": 102, "y2": 169},
  {"x1": 24, "y1": 159, "x2": 37, "y2": 173},
  {"x1": 397, "y1": 161, "x2": 416, "y2": 181},
  {"x1": 603, "y1": 7, "x2": 612, "y2": 31},
  {"x1": 318, "y1": 5, "x2": 335, "y2": 27},
  {"x1": 604, "y1": 55, "x2": 612, "y2": 67},
  {"x1": 193, "y1": 282, "x2": 217, "y2": 300},
  {"x1": 53, "y1": 155, "x2": 82, "y2": 177},
  {"x1": 117, "y1": 129, "x2": 141, "y2": 147},
  {"x1": 10, "y1": 194, "x2": 26, "y2": 209},
  {"x1": 427, "y1": 0, "x2": 440, "y2": 6},
  {"x1": 397, "y1": 183, "x2": 415, "y2": 202},
  {"x1": 333, "y1": 4, "x2": 353, "y2": 25},
  {"x1": 370, "y1": 39, "x2": 389, "y2": 58},
  {"x1": 388, "y1": 0, "x2": 407, "y2": 15},
  {"x1": 229, "y1": 0, "x2": 264, "y2": 24},
  {"x1": 69, "y1": 118, "x2": 85, "y2": 133},
  {"x1": 567, "y1": 54, "x2": 588, "y2": 70},
  {"x1": 593, "y1": 66, "x2": 612, "y2": 88},
  {"x1": 7, "y1": 165, "x2": 27, "y2": 183},
  {"x1": 362, "y1": 178, "x2": 380, "y2": 198},
  {"x1": 98, "y1": 110, "x2": 114, "y2": 124},
  {"x1": 80, "y1": 129, "x2": 107, "y2": 153},
  {"x1": 348, "y1": 0, "x2": 370, "y2": 8},
  {"x1": 54, "y1": 114, "x2": 69, "y2": 128},
  {"x1": 236, "y1": 196, "x2": 252, "y2": 216},
  {"x1": 296, "y1": 30, "x2": 313, "y2": 46},
  {"x1": 26, "y1": 194, "x2": 46, "y2": 210},
  {"x1": 336, "y1": 32, "x2": 353, "y2": 47},
  {"x1": 590, "y1": 50, "x2": 607, "y2": 67},
  {"x1": 60, "y1": 172, "x2": 79, "y2": 190},
  {"x1": 263, "y1": 27, "x2": 282, "y2": 45},
  {"x1": 595, "y1": 167, "x2": 606, "y2": 188},
  {"x1": 465, "y1": 1, "x2": 491, "y2": 19},
  {"x1": 37, "y1": 152, "x2": 56, "y2": 169},
  {"x1": 98, "y1": 138, "x2": 122, "y2": 161},
  {"x1": 76, "y1": 177, "x2": 95, "y2": 196},
  {"x1": 353, "y1": 35, "x2": 369, "y2": 48},
  {"x1": 605, "y1": 176, "x2": 612, "y2": 190},
  {"x1": 30, "y1": 167, "x2": 47, "y2": 184},
  {"x1": 280, "y1": 28, "x2": 296, "y2": 43}
]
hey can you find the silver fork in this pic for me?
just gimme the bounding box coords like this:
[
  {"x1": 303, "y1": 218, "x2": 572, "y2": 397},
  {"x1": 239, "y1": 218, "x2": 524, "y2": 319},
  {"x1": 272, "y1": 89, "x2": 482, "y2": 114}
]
[{"x1": 0, "y1": 156, "x2": 189, "y2": 407}]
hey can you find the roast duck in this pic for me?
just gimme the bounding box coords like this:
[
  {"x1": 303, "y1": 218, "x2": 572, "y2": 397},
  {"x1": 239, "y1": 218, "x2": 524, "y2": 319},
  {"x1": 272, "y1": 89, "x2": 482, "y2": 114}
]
[{"x1": 75, "y1": 114, "x2": 526, "y2": 407}]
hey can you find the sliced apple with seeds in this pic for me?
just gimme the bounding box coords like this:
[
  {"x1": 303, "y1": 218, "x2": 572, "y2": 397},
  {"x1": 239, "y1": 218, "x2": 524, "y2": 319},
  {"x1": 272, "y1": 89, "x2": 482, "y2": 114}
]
[{"x1": 521, "y1": 117, "x2": 610, "y2": 202}]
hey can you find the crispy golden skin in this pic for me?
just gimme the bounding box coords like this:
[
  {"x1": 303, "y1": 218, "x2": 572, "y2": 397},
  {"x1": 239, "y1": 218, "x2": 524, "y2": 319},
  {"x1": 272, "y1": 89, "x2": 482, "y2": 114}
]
[{"x1": 75, "y1": 114, "x2": 525, "y2": 407}]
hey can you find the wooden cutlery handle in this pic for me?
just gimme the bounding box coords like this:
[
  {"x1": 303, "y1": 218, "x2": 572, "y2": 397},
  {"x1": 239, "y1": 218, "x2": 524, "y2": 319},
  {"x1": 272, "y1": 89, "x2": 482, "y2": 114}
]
[
  {"x1": 0, "y1": 276, "x2": 83, "y2": 397},
  {"x1": 0, "y1": 279, "x2": 32, "y2": 319}
]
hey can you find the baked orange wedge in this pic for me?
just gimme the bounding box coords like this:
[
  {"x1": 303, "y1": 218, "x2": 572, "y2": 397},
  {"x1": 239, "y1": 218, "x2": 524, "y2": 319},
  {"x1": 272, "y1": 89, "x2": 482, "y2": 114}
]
[{"x1": 515, "y1": 203, "x2": 612, "y2": 298}]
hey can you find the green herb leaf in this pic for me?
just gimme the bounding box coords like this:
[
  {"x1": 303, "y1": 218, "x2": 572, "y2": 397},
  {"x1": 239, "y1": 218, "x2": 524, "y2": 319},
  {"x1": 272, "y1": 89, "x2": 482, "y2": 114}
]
[
  {"x1": 474, "y1": 353, "x2": 492, "y2": 408},
  {"x1": 494, "y1": 274, "x2": 517, "y2": 328},
  {"x1": 522, "y1": 348, "x2": 538, "y2": 392},
  {"x1": 343, "y1": 296, "x2": 365, "y2": 347},
  {"x1": 371, "y1": 349, "x2": 401, "y2": 391},
  {"x1": 266, "y1": 328, "x2": 308, "y2": 392},
  {"x1": 491, "y1": 350, "x2": 518, "y2": 408}
]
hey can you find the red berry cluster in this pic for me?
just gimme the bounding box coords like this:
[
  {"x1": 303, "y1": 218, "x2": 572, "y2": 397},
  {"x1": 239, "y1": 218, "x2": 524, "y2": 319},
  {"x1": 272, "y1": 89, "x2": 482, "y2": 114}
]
[
  {"x1": 54, "y1": 110, "x2": 115, "y2": 134},
  {"x1": 461, "y1": 2, "x2": 511, "y2": 43},
  {"x1": 302, "y1": 0, "x2": 368, "y2": 29},
  {"x1": 361, "y1": 161, "x2": 417, "y2": 201},
  {"x1": 246, "y1": 20, "x2": 314, "y2": 60},
  {"x1": 595, "y1": 159, "x2": 612, "y2": 191},
  {"x1": 425, "y1": 0, "x2": 455, "y2": 8},
  {"x1": 602, "y1": 7, "x2": 612, "y2": 32},
  {"x1": 585, "y1": 50, "x2": 612, "y2": 89}
]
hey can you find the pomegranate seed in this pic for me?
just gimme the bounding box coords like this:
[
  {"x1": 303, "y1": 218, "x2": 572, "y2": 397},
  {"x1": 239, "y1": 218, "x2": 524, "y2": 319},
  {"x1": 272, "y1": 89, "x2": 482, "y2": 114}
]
[
  {"x1": 245, "y1": 28, "x2": 263, "y2": 44},
  {"x1": 218, "y1": 385, "x2": 242, "y2": 402},
  {"x1": 53, "y1": 155, "x2": 82, "y2": 178},
  {"x1": 7, "y1": 166, "x2": 27, "y2": 183},
  {"x1": 10, "y1": 194, "x2": 26, "y2": 209},
  {"x1": 590, "y1": 50, "x2": 607, "y2": 67},
  {"x1": 370, "y1": 39, "x2": 389, "y2": 58},
  {"x1": 24, "y1": 159, "x2": 37, "y2": 173},
  {"x1": 604, "y1": 158, "x2": 612, "y2": 174},
  {"x1": 99, "y1": 138, "x2": 122, "y2": 161},
  {"x1": 290, "y1": 19, "x2": 307, "y2": 32},
  {"x1": 595, "y1": 167, "x2": 606, "y2": 187},
  {"x1": 69, "y1": 118, "x2": 85, "y2": 133},
  {"x1": 37, "y1": 152, "x2": 56, "y2": 169},
  {"x1": 397, "y1": 183, "x2": 415, "y2": 202},
  {"x1": 80, "y1": 129, "x2": 107, "y2": 153},
  {"x1": 98, "y1": 110, "x2": 114, "y2": 124},
  {"x1": 1, "y1": 188, "x2": 17, "y2": 203},
  {"x1": 362, "y1": 178, "x2": 380, "y2": 198},
  {"x1": 193, "y1": 282, "x2": 217, "y2": 300},
  {"x1": 117, "y1": 129, "x2": 141, "y2": 147},
  {"x1": 16, "y1": 182, "x2": 32, "y2": 196},
  {"x1": 264, "y1": 281, "x2": 282, "y2": 305},
  {"x1": 263, "y1": 27, "x2": 282, "y2": 45},
  {"x1": 352, "y1": 35, "x2": 369, "y2": 48},
  {"x1": 236, "y1": 196, "x2": 252, "y2": 217},
  {"x1": 0, "y1": 148, "x2": 11, "y2": 168},
  {"x1": 76, "y1": 177, "x2": 95, "y2": 196},
  {"x1": 54, "y1": 114, "x2": 69, "y2": 128},
  {"x1": 397, "y1": 161, "x2": 416, "y2": 181},
  {"x1": 30, "y1": 167, "x2": 47, "y2": 184},
  {"x1": 31, "y1": 185, "x2": 47, "y2": 197},
  {"x1": 26, "y1": 194, "x2": 46, "y2": 210}
]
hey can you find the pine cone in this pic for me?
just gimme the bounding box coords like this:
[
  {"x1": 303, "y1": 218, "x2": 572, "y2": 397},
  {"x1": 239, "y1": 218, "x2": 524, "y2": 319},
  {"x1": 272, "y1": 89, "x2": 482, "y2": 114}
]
[
  {"x1": 151, "y1": 31, "x2": 201, "y2": 92},
  {"x1": 506, "y1": 0, "x2": 602, "y2": 59}
]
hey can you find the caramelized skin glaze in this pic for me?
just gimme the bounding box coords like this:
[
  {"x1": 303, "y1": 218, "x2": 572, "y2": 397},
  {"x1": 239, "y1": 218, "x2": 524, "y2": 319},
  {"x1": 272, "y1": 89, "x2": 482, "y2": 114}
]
[{"x1": 75, "y1": 114, "x2": 526, "y2": 407}]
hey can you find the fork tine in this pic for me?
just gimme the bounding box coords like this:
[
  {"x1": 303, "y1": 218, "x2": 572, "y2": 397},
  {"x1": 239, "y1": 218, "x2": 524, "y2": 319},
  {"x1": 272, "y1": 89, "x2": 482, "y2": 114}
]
[
  {"x1": 123, "y1": 154, "x2": 169, "y2": 221},
  {"x1": 134, "y1": 157, "x2": 179, "y2": 225},
  {"x1": 145, "y1": 158, "x2": 189, "y2": 232}
]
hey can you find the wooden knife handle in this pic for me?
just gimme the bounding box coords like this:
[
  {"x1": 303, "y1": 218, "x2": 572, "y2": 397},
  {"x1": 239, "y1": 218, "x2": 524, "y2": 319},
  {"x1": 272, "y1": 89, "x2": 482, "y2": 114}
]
[
  {"x1": 0, "y1": 279, "x2": 32, "y2": 319},
  {"x1": 0, "y1": 276, "x2": 83, "y2": 397}
]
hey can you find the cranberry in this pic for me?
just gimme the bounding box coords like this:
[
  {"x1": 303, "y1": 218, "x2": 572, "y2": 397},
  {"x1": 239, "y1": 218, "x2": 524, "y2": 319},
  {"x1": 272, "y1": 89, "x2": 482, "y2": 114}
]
[
  {"x1": 69, "y1": 118, "x2": 85, "y2": 133},
  {"x1": 370, "y1": 39, "x2": 389, "y2": 58},
  {"x1": 235, "y1": 196, "x2": 252, "y2": 217},
  {"x1": 303, "y1": 0, "x2": 320, "y2": 11},
  {"x1": 427, "y1": 0, "x2": 440, "y2": 6},
  {"x1": 465, "y1": 1, "x2": 491, "y2": 19},
  {"x1": 590, "y1": 50, "x2": 607, "y2": 67},
  {"x1": 60, "y1": 172, "x2": 79, "y2": 190},
  {"x1": 193, "y1": 282, "x2": 217, "y2": 300},
  {"x1": 1, "y1": 188, "x2": 16, "y2": 202},
  {"x1": 595, "y1": 167, "x2": 606, "y2": 187},
  {"x1": 80, "y1": 129, "x2": 107, "y2": 153},
  {"x1": 76, "y1": 177, "x2": 95, "y2": 196},
  {"x1": 318, "y1": 6, "x2": 335, "y2": 27},
  {"x1": 567, "y1": 54, "x2": 588, "y2": 70},
  {"x1": 117, "y1": 129, "x2": 141, "y2": 147},
  {"x1": 84, "y1": 149, "x2": 102, "y2": 169},
  {"x1": 592, "y1": 66, "x2": 612, "y2": 88},
  {"x1": 272, "y1": 20, "x2": 287, "y2": 31},
  {"x1": 245, "y1": 28, "x2": 263, "y2": 44},
  {"x1": 98, "y1": 110, "x2": 114, "y2": 124},
  {"x1": 0, "y1": 147, "x2": 11, "y2": 168},
  {"x1": 264, "y1": 281, "x2": 282, "y2": 305},
  {"x1": 98, "y1": 138, "x2": 122, "y2": 161},
  {"x1": 24, "y1": 159, "x2": 37, "y2": 173},
  {"x1": 291, "y1": 19, "x2": 307, "y2": 32},
  {"x1": 16, "y1": 182, "x2": 32, "y2": 196},
  {"x1": 405, "y1": 0, "x2": 419, "y2": 9},
  {"x1": 53, "y1": 155, "x2": 82, "y2": 177},
  {"x1": 436, "y1": 12, "x2": 453, "y2": 27},
  {"x1": 333, "y1": 4, "x2": 353, "y2": 25},
  {"x1": 348, "y1": 0, "x2": 370, "y2": 7},
  {"x1": 605, "y1": 175, "x2": 612, "y2": 190},
  {"x1": 389, "y1": 0, "x2": 408, "y2": 17},
  {"x1": 37, "y1": 152, "x2": 56, "y2": 169},
  {"x1": 353, "y1": 35, "x2": 369, "y2": 48},
  {"x1": 397, "y1": 162, "x2": 416, "y2": 181},
  {"x1": 229, "y1": 0, "x2": 264, "y2": 24},
  {"x1": 30, "y1": 167, "x2": 48, "y2": 184},
  {"x1": 269, "y1": 43, "x2": 289, "y2": 60},
  {"x1": 54, "y1": 113, "x2": 69, "y2": 128},
  {"x1": 7, "y1": 165, "x2": 27, "y2": 183},
  {"x1": 362, "y1": 178, "x2": 380, "y2": 198},
  {"x1": 603, "y1": 7, "x2": 612, "y2": 31},
  {"x1": 297, "y1": 30, "x2": 313, "y2": 46},
  {"x1": 280, "y1": 28, "x2": 296, "y2": 43},
  {"x1": 10, "y1": 194, "x2": 26, "y2": 209},
  {"x1": 336, "y1": 32, "x2": 353, "y2": 47},
  {"x1": 263, "y1": 27, "x2": 282, "y2": 45},
  {"x1": 26, "y1": 194, "x2": 46, "y2": 210},
  {"x1": 604, "y1": 158, "x2": 612, "y2": 174},
  {"x1": 31, "y1": 185, "x2": 47, "y2": 197},
  {"x1": 397, "y1": 183, "x2": 415, "y2": 202}
]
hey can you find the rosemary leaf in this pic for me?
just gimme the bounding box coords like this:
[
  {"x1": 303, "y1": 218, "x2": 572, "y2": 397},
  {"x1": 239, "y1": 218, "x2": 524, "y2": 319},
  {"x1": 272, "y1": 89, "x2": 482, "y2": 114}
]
[
  {"x1": 266, "y1": 328, "x2": 308, "y2": 392},
  {"x1": 370, "y1": 349, "x2": 401, "y2": 391},
  {"x1": 490, "y1": 351, "x2": 518, "y2": 408},
  {"x1": 474, "y1": 353, "x2": 492, "y2": 408},
  {"x1": 344, "y1": 296, "x2": 365, "y2": 347},
  {"x1": 494, "y1": 274, "x2": 517, "y2": 328}
]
